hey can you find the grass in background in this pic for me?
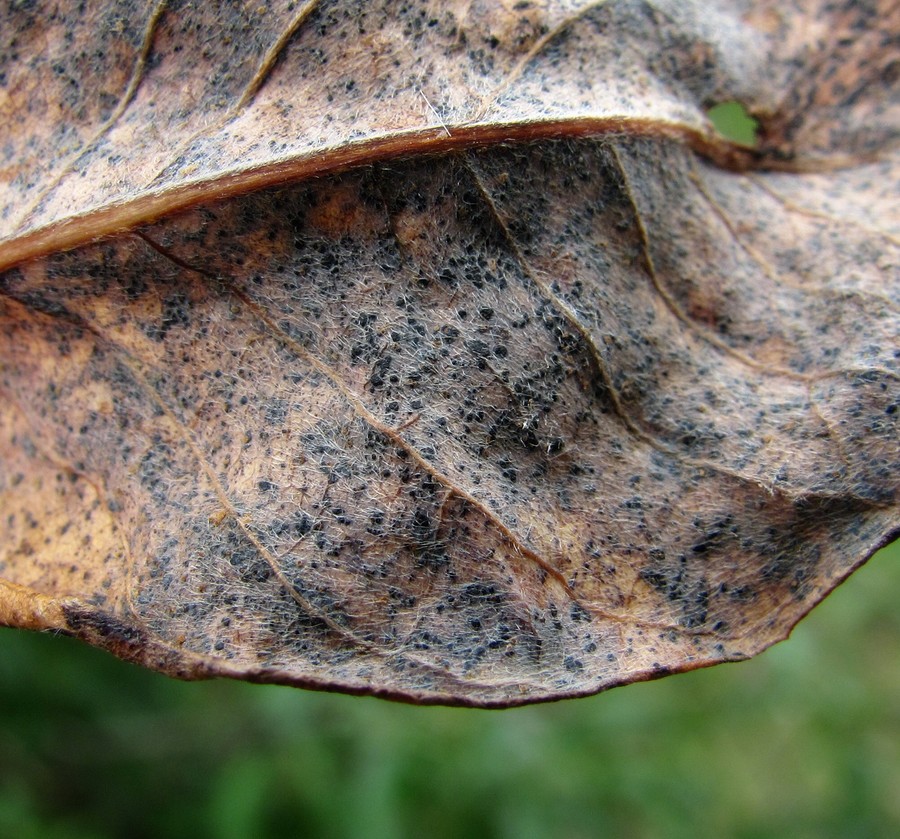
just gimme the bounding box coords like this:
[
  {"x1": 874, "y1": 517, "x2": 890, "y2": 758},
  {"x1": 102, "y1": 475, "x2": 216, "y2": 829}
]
[
  {"x1": 708, "y1": 100, "x2": 760, "y2": 147},
  {"x1": 1, "y1": 537, "x2": 898, "y2": 839}
]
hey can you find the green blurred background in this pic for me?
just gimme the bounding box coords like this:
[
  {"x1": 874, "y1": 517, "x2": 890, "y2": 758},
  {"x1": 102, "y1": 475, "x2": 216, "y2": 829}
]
[
  {"x1": 2, "y1": 106, "x2": 896, "y2": 838},
  {"x1": 1, "y1": 538, "x2": 897, "y2": 839}
]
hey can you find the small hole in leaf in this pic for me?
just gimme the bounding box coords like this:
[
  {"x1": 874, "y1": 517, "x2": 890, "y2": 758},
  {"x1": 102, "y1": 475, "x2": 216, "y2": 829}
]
[{"x1": 707, "y1": 101, "x2": 759, "y2": 147}]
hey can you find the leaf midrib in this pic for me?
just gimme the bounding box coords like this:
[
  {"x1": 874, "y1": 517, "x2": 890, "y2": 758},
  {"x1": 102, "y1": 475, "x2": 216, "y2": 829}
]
[{"x1": 0, "y1": 117, "x2": 756, "y2": 276}]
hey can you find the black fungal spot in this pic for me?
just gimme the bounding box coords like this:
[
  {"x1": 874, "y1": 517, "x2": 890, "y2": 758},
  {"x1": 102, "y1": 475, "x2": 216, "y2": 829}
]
[
  {"x1": 460, "y1": 582, "x2": 506, "y2": 606},
  {"x1": 63, "y1": 607, "x2": 145, "y2": 647},
  {"x1": 146, "y1": 292, "x2": 191, "y2": 341}
]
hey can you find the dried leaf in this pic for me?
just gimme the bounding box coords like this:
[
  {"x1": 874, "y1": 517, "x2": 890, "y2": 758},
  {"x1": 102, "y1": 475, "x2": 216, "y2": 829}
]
[{"x1": 0, "y1": 0, "x2": 897, "y2": 706}]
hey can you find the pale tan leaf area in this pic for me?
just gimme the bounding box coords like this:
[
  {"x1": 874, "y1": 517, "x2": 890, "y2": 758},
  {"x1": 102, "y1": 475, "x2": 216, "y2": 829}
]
[{"x1": 0, "y1": 0, "x2": 897, "y2": 706}]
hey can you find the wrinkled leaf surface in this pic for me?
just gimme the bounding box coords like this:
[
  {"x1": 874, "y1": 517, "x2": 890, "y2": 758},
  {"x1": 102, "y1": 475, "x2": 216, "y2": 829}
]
[{"x1": 0, "y1": 0, "x2": 897, "y2": 705}]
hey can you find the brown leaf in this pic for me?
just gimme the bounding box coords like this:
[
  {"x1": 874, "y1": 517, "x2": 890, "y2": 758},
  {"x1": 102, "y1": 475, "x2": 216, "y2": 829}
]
[{"x1": 0, "y1": 0, "x2": 897, "y2": 706}]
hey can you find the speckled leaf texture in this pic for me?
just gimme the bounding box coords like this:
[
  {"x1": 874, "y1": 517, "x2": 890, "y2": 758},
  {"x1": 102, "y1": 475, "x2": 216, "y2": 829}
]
[{"x1": 0, "y1": 0, "x2": 897, "y2": 707}]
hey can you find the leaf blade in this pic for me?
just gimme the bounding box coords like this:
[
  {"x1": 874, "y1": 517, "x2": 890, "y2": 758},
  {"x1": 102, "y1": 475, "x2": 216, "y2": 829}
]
[{"x1": 1, "y1": 0, "x2": 897, "y2": 706}]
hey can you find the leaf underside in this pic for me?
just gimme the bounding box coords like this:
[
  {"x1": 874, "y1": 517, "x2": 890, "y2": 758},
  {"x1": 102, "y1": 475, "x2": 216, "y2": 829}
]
[{"x1": 0, "y1": 0, "x2": 897, "y2": 706}]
